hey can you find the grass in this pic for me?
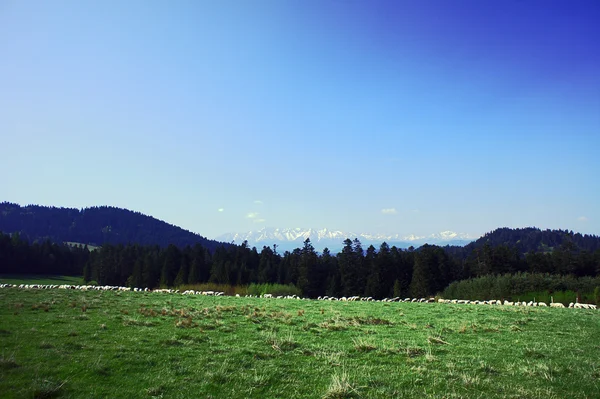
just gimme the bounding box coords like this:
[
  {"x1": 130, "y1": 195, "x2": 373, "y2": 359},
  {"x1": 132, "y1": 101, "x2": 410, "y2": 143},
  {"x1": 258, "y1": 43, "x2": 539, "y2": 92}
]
[
  {"x1": 0, "y1": 275, "x2": 83, "y2": 286},
  {"x1": 0, "y1": 288, "x2": 599, "y2": 398}
]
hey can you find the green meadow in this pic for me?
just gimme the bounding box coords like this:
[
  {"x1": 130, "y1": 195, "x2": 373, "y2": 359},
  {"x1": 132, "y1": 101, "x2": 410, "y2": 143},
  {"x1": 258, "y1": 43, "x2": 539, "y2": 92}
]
[{"x1": 1, "y1": 288, "x2": 599, "y2": 399}]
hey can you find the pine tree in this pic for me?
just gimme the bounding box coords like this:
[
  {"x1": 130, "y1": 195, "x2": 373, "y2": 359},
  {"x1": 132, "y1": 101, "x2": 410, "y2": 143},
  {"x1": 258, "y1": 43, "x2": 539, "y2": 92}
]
[
  {"x1": 338, "y1": 239, "x2": 356, "y2": 296},
  {"x1": 393, "y1": 279, "x2": 402, "y2": 298},
  {"x1": 160, "y1": 244, "x2": 181, "y2": 287},
  {"x1": 130, "y1": 258, "x2": 143, "y2": 288},
  {"x1": 364, "y1": 245, "x2": 380, "y2": 297},
  {"x1": 190, "y1": 244, "x2": 209, "y2": 283},
  {"x1": 353, "y1": 238, "x2": 367, "y2": 291},
  {"x1": 209, "y1": 247, "x2": 230, "y2": 284},
  {"x1": 320, "y1": 248, "x2": 338, "y2": 296},
  {"x1": 298, "y1": 238, "x2": 318, "y2": 297},
  {"x1": 82, "y1": 262, "x2": 91, "y2": 283},
  {"x1": 258, "y1": 246, "x2": 274, "y2": 284},
  {"x1": 173, "y1": 255, "x2": 189, "y2": 287},
  {"x1": 326, "y1": 274, "x2": 340, "y2": 297},
  {"x1": 188, "y1": 257, "x2": 200, "y2": 284},
  {"x1": 377, "y1": 242, "x2": 393, "y2": 297},
  {"x1": 410, "y1": 245, "x2": 433, "y2": 298},
  {"x1": 391, "y1": 246, "x2": 412, "y2": 297},
  {"x1": 142, "y1": 250, "x2": 160, "y2": 289}
]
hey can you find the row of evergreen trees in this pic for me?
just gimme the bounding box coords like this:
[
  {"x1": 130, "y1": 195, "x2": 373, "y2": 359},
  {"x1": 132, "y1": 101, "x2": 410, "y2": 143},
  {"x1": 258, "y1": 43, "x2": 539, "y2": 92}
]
[
  {"x1": 0, "y1": 232, "x2": 89, "y2": 276},
  {"x1": 83, "y1": 237, "x2": 600, "y2": 298},
  {"x1": 84, "y1": 239, "x2": 435, "y2": 298},
  {"x1": 459, "y1": 241, "x2": 600, "y2": 278},
  {"x1": 2, "y1": 231, "x2": 600, "y2": 298}
]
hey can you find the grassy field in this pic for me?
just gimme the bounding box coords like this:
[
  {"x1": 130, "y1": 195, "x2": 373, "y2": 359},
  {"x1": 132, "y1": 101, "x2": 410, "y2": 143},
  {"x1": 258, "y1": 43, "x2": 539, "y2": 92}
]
[
  {"x1": 0, "y1": 289, "x2": 599, "y2": 399},
  {"x1": 0, "y1": 275, "x2": 83, "y2": 286}
]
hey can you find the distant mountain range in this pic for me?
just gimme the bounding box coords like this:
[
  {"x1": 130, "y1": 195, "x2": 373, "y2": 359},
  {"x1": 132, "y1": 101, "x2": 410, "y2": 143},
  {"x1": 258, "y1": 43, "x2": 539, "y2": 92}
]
[
  {"x1": 216, "y1": 228, "x2": 475, "y2": 252},
  {"x1": 0, "y1": 202, "x2": 226, "y2": 251}
]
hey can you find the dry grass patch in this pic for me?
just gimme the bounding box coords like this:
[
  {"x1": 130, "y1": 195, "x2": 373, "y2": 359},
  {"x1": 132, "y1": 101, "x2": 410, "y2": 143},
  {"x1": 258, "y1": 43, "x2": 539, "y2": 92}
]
[
  {"x1": 145, "y1": 385, "x2": 165, "y2": 397},
  {"x1": 323, "y1": 371, "x2": 360, "y2": 399},
  {"x1": 314, "y1": 349, "x2": 345, "y2": 366},
  {"x1": 523, "y1": 347, "x2": 545, "y2": 359},
  {"x1": 405, "y1": 347, "x2": 425, "y2": 358},
  {"x1": 0, "y1": 353, "x2": 19, "y2": 370},
  {"x1": 31, "y1": 303, "x2": 50, "y2": 312},
  {"x1": 138, "y1": 307, "x2": 158, "y2": 317},
  {"x1": 123, "y1": 317, "x2": 156, "y2": 327},
  {"x1": 31, "y1": 378, "x2": 66, "y2": 399},
  {"x1": 352, "y1": 315, "x2": 392, "y2": 325},
  {"x1": 175, "y1": 316, "x2": 197, "y2": 328},
  {"x1": 262, "y1": 330, "x2": 299, "y2": 352},
  {"x1": 427, "y1": 336, "x2": 450, "y2": 345},
  {"x1": 460, "y1": 373, "x2": 480, "y2": 387},
  {"x1": 352, "y1": 337, "x2": 377, "y2": 352}
]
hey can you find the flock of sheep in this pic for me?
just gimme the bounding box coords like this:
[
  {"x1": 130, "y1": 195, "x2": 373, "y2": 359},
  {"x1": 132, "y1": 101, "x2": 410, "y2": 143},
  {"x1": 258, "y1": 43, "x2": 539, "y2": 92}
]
[
  {"x1": 0, "y1": 284, "x2": 225, "y2": 295},
  {"x1": 0, "y1": 283, "x2": 597, "y2": 310},
  {"x1": 315, "y1": 295, "x2": 597, "y2": 309}
]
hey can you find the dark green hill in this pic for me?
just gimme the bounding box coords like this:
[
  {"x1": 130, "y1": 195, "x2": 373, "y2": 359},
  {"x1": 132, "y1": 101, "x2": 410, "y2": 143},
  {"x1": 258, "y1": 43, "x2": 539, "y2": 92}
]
[
  {"x1": 0, "y1": 202, "x2": 227, "y2": 252},
  {"x1": 445, "y1": 227, "x2": 600, "y2": 259}
]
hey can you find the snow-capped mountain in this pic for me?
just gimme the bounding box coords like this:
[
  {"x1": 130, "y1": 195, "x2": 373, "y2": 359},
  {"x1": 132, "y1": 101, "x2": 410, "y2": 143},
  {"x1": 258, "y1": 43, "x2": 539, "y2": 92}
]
[{"x1": 216, "y1": 228, "x2": 475, "y2": 252}]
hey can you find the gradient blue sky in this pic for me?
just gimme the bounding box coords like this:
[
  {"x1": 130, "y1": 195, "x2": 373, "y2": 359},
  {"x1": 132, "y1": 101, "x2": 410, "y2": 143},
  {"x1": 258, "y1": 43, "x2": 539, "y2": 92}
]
[{"x1": 1, "y1": 0, "x2": 599, "y2": 239}]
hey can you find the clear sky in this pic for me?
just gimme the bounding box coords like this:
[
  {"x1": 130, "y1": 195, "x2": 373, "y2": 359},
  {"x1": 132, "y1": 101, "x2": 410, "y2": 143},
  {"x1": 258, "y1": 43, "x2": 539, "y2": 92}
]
[{"x1": 1, "y1": 0, "x2": 599, "y2": 240}]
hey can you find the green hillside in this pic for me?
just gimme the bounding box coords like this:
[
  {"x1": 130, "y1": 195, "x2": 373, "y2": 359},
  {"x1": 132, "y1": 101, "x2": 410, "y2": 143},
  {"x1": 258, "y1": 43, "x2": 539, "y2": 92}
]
[{"x1": 1, "y1": 288, "x2": 598, "y2": 398}]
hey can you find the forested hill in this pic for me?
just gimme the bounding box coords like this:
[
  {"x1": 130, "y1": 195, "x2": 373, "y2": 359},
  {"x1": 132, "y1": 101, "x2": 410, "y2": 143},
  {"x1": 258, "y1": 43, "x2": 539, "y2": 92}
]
[
  {"x1": 445, "y1": 227, "x2": 600, "y2": 259},
  {"x1": 0, "y1": 202, "x2": 226, "y2": 251}
]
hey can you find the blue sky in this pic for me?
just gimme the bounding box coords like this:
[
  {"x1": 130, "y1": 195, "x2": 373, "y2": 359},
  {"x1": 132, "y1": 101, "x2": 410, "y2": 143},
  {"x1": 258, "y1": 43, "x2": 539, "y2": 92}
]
[{"x1": 1, "y1": 0, "x2": 599, "y2": 239}]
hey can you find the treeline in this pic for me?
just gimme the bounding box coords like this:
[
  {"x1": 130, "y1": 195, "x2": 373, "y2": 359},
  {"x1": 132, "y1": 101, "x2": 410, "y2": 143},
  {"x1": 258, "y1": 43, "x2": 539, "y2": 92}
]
[
  {"x1": 82, "y1": 239, "x2": 482, "y2": 298},
  {"x1": 84, "y1": 237, "x2": 600, "y2": 298},
  {"x1": 443, "y1": 273, "x2": 600, "y2": 305},
  {"x1": 457, "y1": 241, "x2": 600, "y2": 278},
  {"x1": 83, "y1": 239, "x2": 454, "y2": 298},
  {"x1": 3, "y1": 228, "x2": 600, "y2": 299},
  {"x1": 0, "y1": 232, "x2": 89, "y2": 276}
]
